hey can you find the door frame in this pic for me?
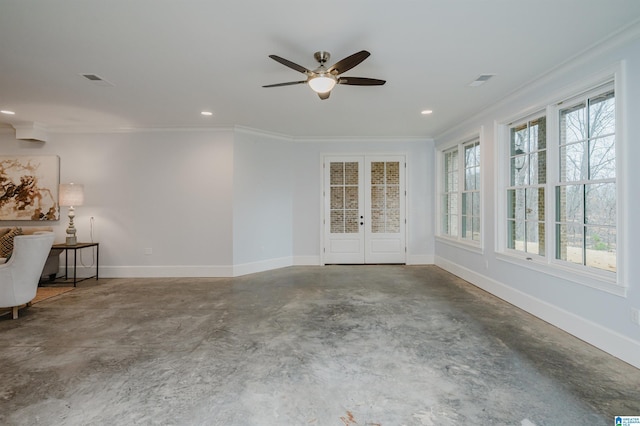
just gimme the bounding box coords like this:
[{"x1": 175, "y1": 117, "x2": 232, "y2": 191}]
[{"x1": 320, "y1": 152, "x2": 408, "y2": 265}]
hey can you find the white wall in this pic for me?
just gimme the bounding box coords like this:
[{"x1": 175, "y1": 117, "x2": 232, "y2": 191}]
[
  {"x1": 0, "y1": 127, "x2": 434, "y2": 277},
  {"x1": 434, "y1": 29, "x2": 640, "y2": 368},
  {"x1": 291, "y1": 138, "x2": 434, "y2": 264},
  {"x1": 0, "y1": 128, "x2": 236, "y2": 276},
  {"x1": 232, "y1": 129, "x2": 294, "y2": 275},
  {"x1": 231, "y1": 133, "x2": 435, "y2": 269}
]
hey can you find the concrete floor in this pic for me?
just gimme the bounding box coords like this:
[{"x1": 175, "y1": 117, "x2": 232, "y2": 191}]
[{"x1": 1, "y1": 265, "x2": 638, "y2": 425}]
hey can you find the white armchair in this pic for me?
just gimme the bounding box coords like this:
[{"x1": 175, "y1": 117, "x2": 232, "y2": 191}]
[{"x1": 0, "y1": 233, "x2": 55, "y2": 319}]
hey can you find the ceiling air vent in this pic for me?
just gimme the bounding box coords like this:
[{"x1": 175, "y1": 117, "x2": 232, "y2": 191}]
[
  {"x1": 468, "y1": 74, "x2": 495, "y2": 87},
  {"x1": 80, "y1": 73, "x2": 114, "y2": 87}
]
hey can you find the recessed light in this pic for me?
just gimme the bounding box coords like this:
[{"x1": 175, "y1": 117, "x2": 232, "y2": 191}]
[
  {"x1": 201, "y1": 111, "x2": 213, "y2": 116},
  {"x1": 1, "y1": 110, "x2": 16, "y2": 115},
  {"x1": 421, "y1": 110, "x2": 433, "y2": 115}
]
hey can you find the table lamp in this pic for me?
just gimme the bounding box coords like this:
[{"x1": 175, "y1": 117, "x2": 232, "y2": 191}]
[{"x1": 59, "y1": 183, "x2": 84, "y2": 245}]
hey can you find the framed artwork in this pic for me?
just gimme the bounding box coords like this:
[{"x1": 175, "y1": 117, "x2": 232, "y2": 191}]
[{"x1": 0, "y1": 156, "x2": 60, "y2": 221}]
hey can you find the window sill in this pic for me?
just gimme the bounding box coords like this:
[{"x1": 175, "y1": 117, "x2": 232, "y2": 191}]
[
  {"x1": 435, "y1": 236, "x2": 483, "y2": 255},
  {"x1": 495, "y1": 251, "x2": 626, "y2": 297}
]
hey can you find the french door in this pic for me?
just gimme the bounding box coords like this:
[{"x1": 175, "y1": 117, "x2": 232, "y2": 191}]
[{"x1": 323, "y1": 155, "x2": 406, "y2": 264}]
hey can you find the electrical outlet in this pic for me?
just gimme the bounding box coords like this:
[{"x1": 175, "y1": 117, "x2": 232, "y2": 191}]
[{"x1": 631, "y1": 308, "x2": 640, "y2": 326}]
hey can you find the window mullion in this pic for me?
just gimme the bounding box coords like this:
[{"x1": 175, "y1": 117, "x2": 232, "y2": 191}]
[
  {"x1": 582, "y1": 183, "x2": 587, "y2": 266},
  {"x1": 458, "y1": 144, "x2": 464, "y2": 241},
  {"x1": 546, "y1": 104, "x2": 557, "y2": 265}
]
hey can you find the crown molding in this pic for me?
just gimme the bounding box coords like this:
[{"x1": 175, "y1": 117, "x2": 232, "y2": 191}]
[
  {"x1": 294, "y1": 135, "x2": 432, "y2": 144},
  {"x1": 44, "y1": 125, "x2": 236, "y2": 135}
]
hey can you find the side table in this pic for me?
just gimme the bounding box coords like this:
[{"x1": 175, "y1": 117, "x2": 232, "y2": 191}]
[{"x1": 52, "y1": 242, "x2": 99, "y2": 287}]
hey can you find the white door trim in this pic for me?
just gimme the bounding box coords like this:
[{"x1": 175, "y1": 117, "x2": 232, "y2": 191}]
[{"x1": 321, "y1": 153, "x2": 407, "y2": 265}]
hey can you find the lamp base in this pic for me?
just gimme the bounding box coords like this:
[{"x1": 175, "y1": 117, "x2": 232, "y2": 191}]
[{"x1": 66, "y1": 236, "x2": 77, "y2": 245}]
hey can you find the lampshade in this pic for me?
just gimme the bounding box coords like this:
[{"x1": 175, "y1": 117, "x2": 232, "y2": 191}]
[
  {"x1": 308, "y1": 74, "x2": 337, "y2": 93},
  {"x1": 59, "y1": 183, "x2": 84, "y2": 207}
]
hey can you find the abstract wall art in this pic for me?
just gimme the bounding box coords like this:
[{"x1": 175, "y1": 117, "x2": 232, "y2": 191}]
[{"x1": 0, "y1": 156, "x2": 60, "y2": 221}]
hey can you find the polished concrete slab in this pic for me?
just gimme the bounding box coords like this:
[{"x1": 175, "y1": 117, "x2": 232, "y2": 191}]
[{"x1": 1, "y1": 265, "x2": 638, "y2": 425}]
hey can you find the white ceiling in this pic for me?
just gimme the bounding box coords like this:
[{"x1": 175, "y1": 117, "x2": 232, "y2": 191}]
[{"x1": 1, "y1": 1, "x2": 640, "y2": 139}]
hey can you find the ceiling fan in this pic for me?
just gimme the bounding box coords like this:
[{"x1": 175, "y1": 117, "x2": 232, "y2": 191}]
[{"x1": 263, "y1": 50, "x2": 386, "y2": 100}]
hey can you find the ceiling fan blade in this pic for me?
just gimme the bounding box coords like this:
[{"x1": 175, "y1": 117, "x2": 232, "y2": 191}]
[
  {"x1": 338, "y1": 77, "x2": 386, "y2": 86},
  {"x1": 318, "y1": 91, "x2": 331, "y2": 100},
  {"x1": 327, "y1": 50, "x2": 370, "y2": 75},
  {"x1": 262, "y1": 81, "x2": 307, "y2": 88},
  {"x1": 268, "y1": 55, "x2": 311, "y2": 74}
]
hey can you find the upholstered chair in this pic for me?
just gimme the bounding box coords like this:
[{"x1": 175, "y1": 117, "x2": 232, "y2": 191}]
[{"x1": 0, "y1": 233, "x2": 55, "y2": 319}]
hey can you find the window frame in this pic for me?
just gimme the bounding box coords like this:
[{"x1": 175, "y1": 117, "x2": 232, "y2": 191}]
[
  {"x1": 495, "y1": 65, "x2": 626, "y2": 296},
  {"x1": 441, "y1": 146, "x2": 459, "y2": 238},
  {"x1": 551, "y1": 83, "x2": 617, "y2": 278},
  {"x1": 462, "y1": 140, "x2": 481, "y2": 243},
  {"x1": 505, "y1": 113, "x2": 548, "y2": 260},
  {"x1": 437, "y1": 135, "x2": 482, "y2": 249}
]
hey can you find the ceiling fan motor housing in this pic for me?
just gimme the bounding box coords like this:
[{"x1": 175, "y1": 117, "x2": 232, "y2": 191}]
[{"x1": 314, "y1": 51, "x2": 331, "y2": 64}]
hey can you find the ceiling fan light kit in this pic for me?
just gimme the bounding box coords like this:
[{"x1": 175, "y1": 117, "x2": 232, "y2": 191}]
[
  {"x1": 308, "y1": 75, "x2": 336, "y2": 93},
  {"x1": 263, "y1": 50, "x2": 385, "y2": 100}
]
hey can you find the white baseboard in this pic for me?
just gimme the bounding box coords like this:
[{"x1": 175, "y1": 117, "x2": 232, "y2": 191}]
[
  {"x1": 91, "y1": 254, "x2": 431, "y2": 278},
  {"x1": 407, "y1": 254, "x2": 434, "y2": 265},
  {"x1": 97, "y1": 265, "x2": 234, "y2": 278},
  {"x1": 435, "y1": 256, "x2": 640, "y2": 369},
  {"x1": 88, "y1": 258, "x2": 299, "y2": 279},
  {"x1": 232, "y1": 256, "x2": 293, "y2": 277}
]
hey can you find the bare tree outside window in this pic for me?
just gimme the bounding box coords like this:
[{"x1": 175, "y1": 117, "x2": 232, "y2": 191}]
[
  {"x1": 441, "y1": 138, "x2": 481, "y2": 243},
  {"x1": 462, "y1": 140, "x2": 481, "y2": 241},
  {"x1": 557, "y1": 89, "x2": 616, "y2": 272},
  {"x1": 441, "y1": 148, "x2": 459, "y2": 237}
]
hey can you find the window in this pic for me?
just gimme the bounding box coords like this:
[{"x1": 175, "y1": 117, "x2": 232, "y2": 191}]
[
  {"x1": 556, "y1": 88, "x2": 616, "y2": 273},
  {"x1": 462, "y1": 141, "x2": 481, "y2": 242},
  {"x1": 441, "y1": 147, "x2": 459, "y2": 237},
  {"x1": 502, "y1": 82, "x2": 617, "y2": 278},
  {"x1": 507, "y1": 116, "x2": 547, "y2": 256},
  {"x1": 370, "y1": 161, "x2": 401, "y2": 233},
  {"x1": 440, "y1": 138, "x2": 481, "y2": 243}
]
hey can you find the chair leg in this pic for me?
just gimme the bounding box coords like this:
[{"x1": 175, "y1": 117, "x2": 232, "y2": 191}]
[{"x1": 11, "y1": 306, "x2": 19, "y2": 319}]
